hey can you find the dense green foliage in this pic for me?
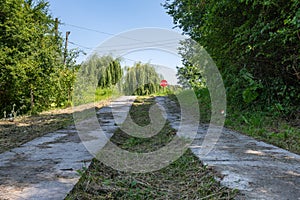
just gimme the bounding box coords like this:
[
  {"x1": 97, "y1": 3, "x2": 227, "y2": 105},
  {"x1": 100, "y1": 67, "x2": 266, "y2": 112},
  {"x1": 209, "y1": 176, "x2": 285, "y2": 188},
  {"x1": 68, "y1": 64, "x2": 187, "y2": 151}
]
[
  {"x1": 0, "y1": 0, "x2": 78, "y2": 114},
  {"x1": 72, "y1": 54, "x2": 123, "y2": 105},
  {"x1": 123, "y1": 62, "x2": 163, "y2": 95},
  {"x1": 81, "y1": 54, "x2": 123, "y2": 88},
  {"x1": 164, "y1": 0, "x2": 300, "y2": 153},
  {"x1": 163, "y1": 0, "x2": 300, "y2": 116}
]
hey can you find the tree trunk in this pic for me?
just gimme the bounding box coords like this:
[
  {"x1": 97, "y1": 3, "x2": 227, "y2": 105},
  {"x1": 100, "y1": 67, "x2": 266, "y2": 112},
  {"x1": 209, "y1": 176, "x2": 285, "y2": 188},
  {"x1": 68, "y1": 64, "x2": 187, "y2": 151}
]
[{"x1": 30, "y1": 88, "x2": 34, "y2": 112}]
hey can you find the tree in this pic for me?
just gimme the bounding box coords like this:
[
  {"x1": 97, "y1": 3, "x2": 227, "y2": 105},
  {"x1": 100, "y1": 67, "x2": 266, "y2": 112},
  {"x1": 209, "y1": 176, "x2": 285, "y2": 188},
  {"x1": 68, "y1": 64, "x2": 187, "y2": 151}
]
[
  {"x1": 123, "y1": 62, "x2": 162, "y2": 95},
  {"x1": 0, "y1": 0, "x2": 78, "y2": 114},
  {"x1": 163, "y1": 0, "x2": 300, "y2": 112},
  {"x1": 81, "y1": 54, "x2": 123, "y2": 89},
  {"x1": 176, "y1": 39, "x2": 206, "y2": 90}
]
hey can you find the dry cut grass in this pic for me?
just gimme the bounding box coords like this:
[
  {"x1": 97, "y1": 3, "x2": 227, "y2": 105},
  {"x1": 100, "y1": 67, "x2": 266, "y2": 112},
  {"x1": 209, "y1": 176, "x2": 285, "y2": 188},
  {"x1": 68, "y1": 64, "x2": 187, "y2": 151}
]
[{"x1": 0, "y1": 100, "x2": 111, "y2": 154}]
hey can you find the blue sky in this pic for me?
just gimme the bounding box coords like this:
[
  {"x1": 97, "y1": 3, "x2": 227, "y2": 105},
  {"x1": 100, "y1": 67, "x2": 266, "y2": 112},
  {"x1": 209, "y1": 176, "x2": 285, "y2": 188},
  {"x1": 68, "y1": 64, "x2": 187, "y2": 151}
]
[
  {"x1": 47, "y1": 1, "x2": 183, "y2": 66},
  {"x1": 46, "y1": 0, "x2": 185, "y2": 84}
]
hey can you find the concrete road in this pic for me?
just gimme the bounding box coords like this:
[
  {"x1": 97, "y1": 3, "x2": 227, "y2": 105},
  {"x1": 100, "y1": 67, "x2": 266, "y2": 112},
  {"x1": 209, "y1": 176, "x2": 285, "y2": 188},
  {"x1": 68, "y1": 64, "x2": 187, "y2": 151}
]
[
  {"x1": 0, "y1": 96, "x2": 136, "y2": 200},
  {"x1": 156, "y1": 96, "x2": 300, "y2": 200},
  {"x1": 1, "y1": 96, "x2": 299, "y2": 200}
]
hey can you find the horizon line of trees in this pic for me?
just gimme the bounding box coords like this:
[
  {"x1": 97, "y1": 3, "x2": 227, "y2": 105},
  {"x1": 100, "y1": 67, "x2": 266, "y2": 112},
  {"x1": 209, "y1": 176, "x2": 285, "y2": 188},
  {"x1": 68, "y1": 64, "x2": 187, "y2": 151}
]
[
  {"x1": 122, "y1": 62, "x2": 164, "y2": 95},
  {"x1": 79, "y1": 55, "x2": 167, "y2": 97}
]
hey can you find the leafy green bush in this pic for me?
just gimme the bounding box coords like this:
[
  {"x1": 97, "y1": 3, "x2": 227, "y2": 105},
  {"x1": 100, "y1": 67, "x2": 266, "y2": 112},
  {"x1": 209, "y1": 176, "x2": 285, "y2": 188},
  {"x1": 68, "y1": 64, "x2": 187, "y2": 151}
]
[
  {"x1": 163, "y1": 0, "x2": 300, "y2": 115},
  {"x1": 0, "y1": 0, "x2": 80, "y2": 115}
]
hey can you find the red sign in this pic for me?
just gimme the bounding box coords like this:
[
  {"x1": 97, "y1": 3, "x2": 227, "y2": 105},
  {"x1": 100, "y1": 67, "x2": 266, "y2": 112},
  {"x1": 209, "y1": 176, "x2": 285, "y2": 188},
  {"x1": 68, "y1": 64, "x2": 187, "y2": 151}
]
[{"x1": 160, "y1": 80, "x2": 168, "y2": 87}]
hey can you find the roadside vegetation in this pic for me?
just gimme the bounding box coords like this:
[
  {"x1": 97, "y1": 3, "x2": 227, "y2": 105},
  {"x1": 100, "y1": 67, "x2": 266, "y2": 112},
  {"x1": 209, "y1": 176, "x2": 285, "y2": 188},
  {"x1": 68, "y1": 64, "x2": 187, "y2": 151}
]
[
  {"x1": 1, "y1": 0, "x2": 299, "y2": 198},
  {"x1": 0, "y1": 0, "x2": 79, "y2": 115},
  {"x1": 196, "y1": 88, "x2": 300, "y2": 154},
  {"x1": 0, "y1": 110, "x2": 73, "y2": 154},
  {"x1": 163, "y1": 0, "x2": 300, "y2": 154},
  {"x1": 66, "y1": 96, "x2": 237, "y2": 199},
  {"x1": 0, "y1": 99, "x2": 111, "y2": 154},
  {"x1": 1, "y1": 1, "x2": 125, "y2": 116},
  {"x1": 226, "y1": 112, "x2": 300, "y2": 154}
]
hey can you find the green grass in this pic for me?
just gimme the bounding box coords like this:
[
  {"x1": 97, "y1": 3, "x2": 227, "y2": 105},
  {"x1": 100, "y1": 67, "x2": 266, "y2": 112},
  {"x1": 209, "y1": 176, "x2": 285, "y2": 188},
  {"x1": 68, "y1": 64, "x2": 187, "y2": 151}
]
[
  {"x1": 95, "y1": 88, "x2": 115, "y2": 102},
  {"x1": 190, "y1": 88, "x2": 300, "y2": 154},
  {"x1": 225, "y1": 110, "x2": 300, "y2": 154},
  {"x1": 76, "y1": 87, "x2": 116, "y2": 105},
  {"x1": 66, "y1": 96, "x2": 237, "y2": 199}
]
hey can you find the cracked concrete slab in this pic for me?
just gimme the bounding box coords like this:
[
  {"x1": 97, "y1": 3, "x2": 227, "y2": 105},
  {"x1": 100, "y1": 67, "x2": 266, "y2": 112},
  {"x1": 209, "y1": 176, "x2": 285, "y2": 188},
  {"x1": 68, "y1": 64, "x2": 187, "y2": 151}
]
[
  {"x1": 156, "y1": 96, "x2": 300, "y2": 200},
  {"x1": 191, "y1": 128, "x2": 300, "y2": 200},
  {"x1": 0, "y1": 96, "x2": 136, "y2": 200},
  {"x1": 1, "y1": 96, "x2": 299, "y2": 200},
  {"x1": 0, "y1": 126, "x2": 92, "y2": 200}
]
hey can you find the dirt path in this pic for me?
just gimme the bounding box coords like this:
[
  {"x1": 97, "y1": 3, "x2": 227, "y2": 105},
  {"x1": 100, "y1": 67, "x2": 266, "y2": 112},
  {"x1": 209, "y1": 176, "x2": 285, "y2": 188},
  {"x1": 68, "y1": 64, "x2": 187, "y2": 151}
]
[{"x1": 156, "y1": 96, "x2": 300, "y2": 200}]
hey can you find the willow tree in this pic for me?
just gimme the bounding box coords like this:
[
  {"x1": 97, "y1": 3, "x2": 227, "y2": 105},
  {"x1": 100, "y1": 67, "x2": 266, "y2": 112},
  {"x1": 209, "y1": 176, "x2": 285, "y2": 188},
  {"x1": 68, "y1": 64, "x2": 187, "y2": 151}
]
[
  {"x1": 123, "y1": 62, "x2": 162, "y2": 95},
  {"x1": 81, "y1": 54, "x2": 123, "y2": 88}
]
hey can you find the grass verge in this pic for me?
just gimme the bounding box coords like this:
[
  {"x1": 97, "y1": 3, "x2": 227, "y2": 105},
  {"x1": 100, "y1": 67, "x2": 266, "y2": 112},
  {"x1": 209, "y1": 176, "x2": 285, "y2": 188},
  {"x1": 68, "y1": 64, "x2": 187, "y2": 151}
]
[
  {"x1": 66, "y1": 96, "x2": 237, "y2": 199},
  {"x1": 191, "y1": 88, "x2": 300, "y2": 155},
  {"x1": 0, "y1": 111, "x2": 73, "y2": 154},
  {"x1": 0, "y1": 99, "x2": 111, "y2": 154},
  {"x1": 225, "y1": 110, "x2": 300, "y2": 154}
]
